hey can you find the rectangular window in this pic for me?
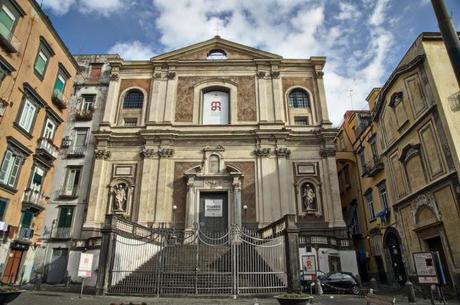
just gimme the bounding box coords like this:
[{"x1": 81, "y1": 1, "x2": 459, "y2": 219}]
[
  {"x1": 18, "y1": 98, "x2": 37, "y2": 132},
  {"x1": 0, "y1": 149, "x2": 22, "y2": 188},
  {"x1": 43, "y1": 118, "x2": 56, "y2": 140},
  {"x1": 63, "y1": 167, "x2": 81, "y2": 196},
  {"x1": 81, "y1": 95, "x2": 95, "y2": 111},
  {"x1": 365, "y1": 191, "x2": 375, "y2": 220},
  {"x1": 21, "y1": 210, "x2": 33, "y2": 228},
  {"x1": 0, "y1": 3, "x2": 16, "y2": 39},
  {"x1": 34, "y1": 50, "x2": 48, "y2": 77},
  {"x1": 358, "y1": 149, "x2": 366, "y2": 173},
  {"x1": 0, "y1": 198, "x2": 7, "y2": 221},
  {"x1": 377, "y1": 181, "x2": 388, "y2": 210},
  {"x1": 294, "y1": 117, "x2": 309, "y2": 126},
  {"x1": 57, "y1": 207, "x2": 74, "y2": 228},
  {"x1": 53, "y1": 73, "x2": 66, "y2": 95},
  {"x1": 89, "y1": 64, "x2": 102, "y2": 81},
  {"x1": 30, "y1": 166, "x2": 44, "y2": 191},
  {"x1": 369, "y1": 136, "x2": 378, "y2": 159},
  {"x1": 74, "y1": 129, "x2": 87, "y2": 147},
  {"x1": 124, "y1": 118, "x2": 138, "y2": 127}
]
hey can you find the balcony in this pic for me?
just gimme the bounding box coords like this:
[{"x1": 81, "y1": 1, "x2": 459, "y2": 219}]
[
  {"x1": 17, "y1": 227, "x2": 34, "y2": 241},
  {"x1": 37, "y1": 137, "x2": 59, "y2": 160},
  {"x1": 51, "y1": 227, "x2": 71, "y2": 239},
  {"x1": 364, "y1": 156, "x2": 384, "y2": 177},
  {"x1": 0, "y1": 24, "x2": 20, "y2": 53},
  {"x1": 75, "y1": 109, "x2": 94, "y2": 121},
  {"x1": 58, "y1": 187, "x2": 79, "y2": 200},
  {"x1": 52, "y1": 89, "x2": 68, "y2": 109},
  {"x1": 65, "y1": 146, "x2": 87, "y2": 158},
  {"x1": 22, "y1": 189, "x2": 48, "y2": 211}
]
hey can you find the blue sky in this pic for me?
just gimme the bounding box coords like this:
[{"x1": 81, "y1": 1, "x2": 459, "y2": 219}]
[{"x1": 41, "y1": 0, "x2": 460, "y2": 125}]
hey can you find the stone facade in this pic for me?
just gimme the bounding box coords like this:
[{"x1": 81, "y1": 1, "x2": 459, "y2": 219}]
[{"x1": 80, "y1": 36, "x2": 356, "y2": 283}]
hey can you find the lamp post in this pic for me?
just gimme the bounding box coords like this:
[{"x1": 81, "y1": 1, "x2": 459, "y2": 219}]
[
  {"x1": 242, "y1": 204, "x2": 248, "y2": 227},
  {"x1": 172, "y1": 205, "x2": 177, "y2": 239}
]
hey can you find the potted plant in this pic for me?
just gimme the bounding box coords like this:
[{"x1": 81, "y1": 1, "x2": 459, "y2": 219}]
[
  {"x1": 0, "y1": 286, "x2": 22, "y2": 304},
  {"x1": 274, "y1": 292, "x2": 313, "y2": 305}
]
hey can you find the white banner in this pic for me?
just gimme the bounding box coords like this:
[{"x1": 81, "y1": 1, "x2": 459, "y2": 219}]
[
  {"x1": 302, "y1": 255, "x2": 316, "y2": 274},
  {"x1": 204, "y1": 199, "x2": 223, "y2": 217},
  {"x1": 203, "y1": 91, "x2": 229, "y2": 124},
  {"x1": 78, "y1": 253, "x2": 93, "y2": 278}
]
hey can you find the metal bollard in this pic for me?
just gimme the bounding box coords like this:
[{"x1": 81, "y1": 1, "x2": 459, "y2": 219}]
[
  {"x1": 405, "y1": 281, "x2": 416, "y2": 303},
  {"x1": 316, "y1": 279, "x2": 323, "y2": 295}
]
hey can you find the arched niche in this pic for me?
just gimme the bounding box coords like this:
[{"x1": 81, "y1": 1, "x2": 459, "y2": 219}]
[
  {"x1": 108, "y1": 178, "x2": 135, "y2": 216},
  {"x1": 295, "y1": 177, "x2": 322, "y2": 216}
]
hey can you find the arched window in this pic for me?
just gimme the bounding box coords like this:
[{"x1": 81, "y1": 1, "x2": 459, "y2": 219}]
[
  {"x1": 202, "y1": 90, "x2": 229, "y2": 124},
  {"x1": 288, "y1": 89, "x2": 310, "y2": 108},
  {"x1": 207, "y1": 49, "x2": 227, "y2": 60},
  {"x1": 123, "y1": 89, "x2": 143, "y2": 109}
]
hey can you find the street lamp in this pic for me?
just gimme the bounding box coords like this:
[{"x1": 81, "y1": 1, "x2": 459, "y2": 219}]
[{"x1": 172, "y1": 205, "x2": 177, "y2": 240}]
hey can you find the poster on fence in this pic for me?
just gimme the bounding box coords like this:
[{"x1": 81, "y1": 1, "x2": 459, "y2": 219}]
[
  {"x1": 302, "y1": 255, "x2": 316, "y2": 275},
  {"x1": 78, "y1": 253, "x2": 93, "y2": 278},
  {"x1": 413, "y1": 252, "x2": 438, "y2": 284}
]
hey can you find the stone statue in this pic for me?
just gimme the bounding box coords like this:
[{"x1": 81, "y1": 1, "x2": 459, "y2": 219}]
[
  {"x1": 113, "y1": 184, "x2": 127, "y2": 211},
  {"x1": 302, "y1": 183, "x2": 316, "y2": 211}
]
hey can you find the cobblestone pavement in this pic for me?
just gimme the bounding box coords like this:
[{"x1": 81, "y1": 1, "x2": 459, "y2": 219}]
[{"x1": 9, "y1": 291, "x2": 459, "y2": 305}]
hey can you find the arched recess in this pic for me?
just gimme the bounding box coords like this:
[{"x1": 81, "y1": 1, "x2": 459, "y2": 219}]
[
  {"x1": 116, "y1": 87, "x2": 148, "y2": 126},
  {"x1": 107, "y1": 178, "x2": 135, "y2": 217},
  {"x1": 284, "y1": 86, "x2": 317, "y2": 126},
  {"x1": 295, "y1": 177, "x2": 322, "y2": 216},
  {"x1": 192, "y1": 81, "x2": 238, "y2": 125},
  {"x1": 383, "y1": 227, "x2": 407, "y2": 285}
]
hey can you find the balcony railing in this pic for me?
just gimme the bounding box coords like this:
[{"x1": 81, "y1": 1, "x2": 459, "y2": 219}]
[
  {"x1": 75, "y1": 109, "x2": 94, "y2": 121},
  {"x1": 52, "y1": 89, "x2": 68, "y2": 109},
  {"x1": 364, "y1": 156, "x2": 384, "y2": 177},
  {"x1": 65, "y1": 145, "x2": 87, "y2": 158},
  {"x1": 51, "y1": 227, "x2": 71, "y2": 239},
  {"x1": 37, "y1": 137, "x2": 59, "y2": 159},
  {"x1": 18, "y1": 227, "x2": 34, "y2": 241},
  {"x1": 0, "y1": 23, "x2": 20, "y2": 53},
  {"x1": 58, "y1": 187, "x2": 79, "y2": 199},
  {"x1": 22, "y1": 188, "x2": 48, "y2": 210}
]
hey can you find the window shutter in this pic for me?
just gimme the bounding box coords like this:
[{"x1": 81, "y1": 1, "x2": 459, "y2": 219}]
[
  {"x1": 7, "y1": 154, "x2": 20, "y2": 186},
  {"x1": 65, "y1": 169, "x2": 76, "y2": 195},
  {"x1": 0, "y1": 5, "x2": 15, "y2": 38},
  {"x1": 0, "y1": 150, "x2": 12, "y2": 183}
]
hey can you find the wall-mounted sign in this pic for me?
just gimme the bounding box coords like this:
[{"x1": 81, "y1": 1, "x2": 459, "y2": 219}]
[
  {"x1": 204, "y1": 199, "x2": 223, "y2": 217},
  {"x1": 413, "y1": 252, "x2": 439, "y2": 284},
  {"x1": 78, "y1": 253, "x2": 93, "y2": 278},
  {"x1": 302, "y1": 255, "x2": 316, "y2": 274},
  {"x1": 203, "y1": 91, "x2": 229, "y2": 124}
]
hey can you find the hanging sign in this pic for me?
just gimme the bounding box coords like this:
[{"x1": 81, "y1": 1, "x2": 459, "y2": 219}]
[
  {"x1": 202, "y1": 91, "x2": 229, "y2": 124},
  {"x1": 78, "y1": 253, "x2": 93, "y2": 278},
  {"x1": 204, "y1": 199, "x2": 223, "y2": 217}
]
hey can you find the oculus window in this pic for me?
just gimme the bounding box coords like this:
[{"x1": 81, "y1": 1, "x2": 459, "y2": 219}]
[{"x1": 207, "y1": 49, "x2": 227, "y2": 60}]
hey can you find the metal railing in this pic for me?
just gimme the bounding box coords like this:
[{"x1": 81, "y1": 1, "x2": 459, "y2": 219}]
[
  {"x1": 364, "y1": 156, "x2": 384, "y2": 177},
  {"x1": 51, "y1": 227, "x2": 71, "y2": 239},
  {"x1": 0, "y1": 23, "x2": 20, "y2": 53},
  {"x1": 37, "y1": 137, "x2": 59, "y2": 159},
  {"x1": 75, "y1": 109, "x2": 94, "y2": 121},
  {"x1": 18, "y1": 227, "x2": 34, "y2": 241},
  {"x1": 65, "y1": 146, "x2": 87, "y2": 157},
  {"x1": 22, "y1": 189, "x2": 48, "y2": 209},
  {"x1": 52, "y1": 89, "x2": 68, "y2": 109}
]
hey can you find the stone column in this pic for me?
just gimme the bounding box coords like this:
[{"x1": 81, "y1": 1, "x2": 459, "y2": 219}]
[
  {"x1": 284, "y1": 214, "x2": 301, "y2": 292},
  {"x1": 233, "y1": 178, "x2": 242, "y2": 227},
  {"x1": 185, "y1": 178, "x2": 196, "y2": 231},
  {"x1": 275, "y1": 147, "x2": 292, "y2": 215},
  {"x1": 137, "y1": 147, "x2": 158, "y2": 225},
  {"x1": 101, "y1": 71, "x2": 121, "y2": 126},
  {"x1": 95, "y1": 215, "x2": 115, "y2": 295},
  {"x1": 315, "y1": 70, "x2": 332, "y2": 127},
  {"x1": 163, "y1": 71, "x2": 176, "y2": 123},
  {"x1": 270, "y1": 69, "x2": 285, "y2": 123},
  {"x1": 256, "y1": 71, "x2": 270, "y2": 122}
]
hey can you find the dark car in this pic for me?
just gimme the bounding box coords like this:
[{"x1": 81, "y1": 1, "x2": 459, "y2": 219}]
[{"x1": 320, "y1": 272, "x2": 361, "y2": 295}]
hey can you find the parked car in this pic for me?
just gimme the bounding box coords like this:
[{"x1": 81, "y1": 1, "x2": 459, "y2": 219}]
[{"x1": 320, "y1": 272, "x2": 361, "y2": 295}]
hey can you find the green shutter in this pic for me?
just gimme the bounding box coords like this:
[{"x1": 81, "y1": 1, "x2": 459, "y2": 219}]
[
  {"x1": 0, "y1": 150, "x2": 13, "y2": 184},
  {"x1": 0, "y1": 199, "x2": 7, "y2": 220},
  {"x1": 54, "y1": 75, "x2": 65, "y2": 93},
  {"x1": 0, "y1": 5, "x2": 15, "y2": 39},
  {"x1": 34, "y1": 52, "x2": 47, "y2": 76},
  {"x1": 58, "y1": 207, "x2": 73, "y2": 228},
  {"x1": 21, "y1": 211, "x2": 33, "y2": 228}
]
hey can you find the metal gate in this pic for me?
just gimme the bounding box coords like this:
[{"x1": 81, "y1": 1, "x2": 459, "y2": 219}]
[{"x1": 107, "y1": 223, "x2": 287, "y2": 295}]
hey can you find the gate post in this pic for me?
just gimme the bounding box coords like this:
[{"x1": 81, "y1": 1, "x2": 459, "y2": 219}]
[
  {"x1": 284, "y1": 215, "x2": 301, "y2": 292},
  {"x1": 96, "y1": 215, "x2": 116, "y2": 295}
]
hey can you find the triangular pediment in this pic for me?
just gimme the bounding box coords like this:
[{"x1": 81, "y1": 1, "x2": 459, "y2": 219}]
[{"x1": 151, "y1": 36, "x2": 282, "y2": 61}]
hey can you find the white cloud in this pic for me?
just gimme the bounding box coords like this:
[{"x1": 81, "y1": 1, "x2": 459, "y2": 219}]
[
  {"x1": 335, "y1": 2, "x2": 361, "y2": 21},
  {"x1": 108, "y1": 41, "x2": 156, "y2": 60},
  {"x1": 42, "y1": 0, "x2": 74, "y2": 15}
]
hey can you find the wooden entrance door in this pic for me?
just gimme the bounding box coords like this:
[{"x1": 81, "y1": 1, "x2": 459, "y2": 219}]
[{"x1": 1, "y1": 250, "x2": 23, "y2": 284}]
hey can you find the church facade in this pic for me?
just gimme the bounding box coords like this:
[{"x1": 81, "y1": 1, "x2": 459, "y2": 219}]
[{"x1": 81, "y1": 37, "x2": 356, "y2": 285}]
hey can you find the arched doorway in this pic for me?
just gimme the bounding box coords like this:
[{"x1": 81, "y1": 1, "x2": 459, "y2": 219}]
[{"x1": 384, "y1": 229, "x2": 407, "y2": 285}]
